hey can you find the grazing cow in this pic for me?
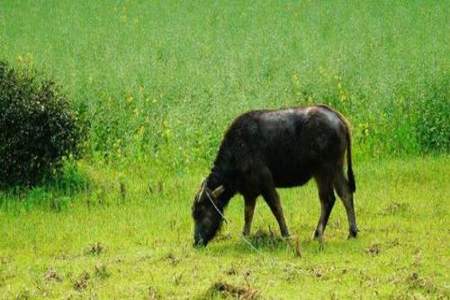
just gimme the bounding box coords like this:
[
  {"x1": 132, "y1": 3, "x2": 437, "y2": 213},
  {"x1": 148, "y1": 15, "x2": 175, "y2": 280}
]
[{"x1": 192, "y1": 105, "x2": 358, "y2": 247}]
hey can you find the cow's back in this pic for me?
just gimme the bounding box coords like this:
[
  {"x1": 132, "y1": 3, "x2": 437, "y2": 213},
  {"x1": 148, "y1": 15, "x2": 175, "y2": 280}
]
[
  {"x1": 216, "y1": 105, "x2": 347, "y2": 188},
  {"x1": 243, "y1": 106, "x2": 345, "y2": 187}
]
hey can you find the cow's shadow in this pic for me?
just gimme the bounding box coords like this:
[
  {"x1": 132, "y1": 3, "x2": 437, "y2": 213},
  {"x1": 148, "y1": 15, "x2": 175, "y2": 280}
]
[
  {"x1": 204, "y1": 229, "x2": 356, "y2": 256},
  {"x1": 206, "y1": 229, "x2": 295, "y2": 255},
  {"x1": 241, "y1": 229, "x2": 287, "y2": 250}
]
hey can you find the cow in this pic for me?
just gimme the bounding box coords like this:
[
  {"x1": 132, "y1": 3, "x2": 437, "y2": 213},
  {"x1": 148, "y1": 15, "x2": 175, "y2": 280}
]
[{"x1": 191, "y1": 104, "x2": 358, "y2": 247}]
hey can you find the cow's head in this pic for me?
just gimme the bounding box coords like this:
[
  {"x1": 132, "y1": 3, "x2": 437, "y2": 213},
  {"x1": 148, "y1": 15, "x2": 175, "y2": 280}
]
[{"x1": 191, "y1": 181, "x2": 226, "y2": 247}]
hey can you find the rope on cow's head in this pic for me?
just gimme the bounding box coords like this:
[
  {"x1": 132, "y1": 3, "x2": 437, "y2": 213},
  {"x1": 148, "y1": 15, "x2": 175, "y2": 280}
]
[
  {"x1": 199, "y1": 179, "x2": 229, "y2": 224},
  {"x1": 205, "y1": 188, "x2": 229, "y2": 224},
  {"x1": 198, "y1": 180, "x2": 276, "y2": 257}
]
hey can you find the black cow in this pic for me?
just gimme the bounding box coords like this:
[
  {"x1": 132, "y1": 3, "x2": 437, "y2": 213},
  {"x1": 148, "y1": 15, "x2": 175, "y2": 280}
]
[{"x1": 192, "y1": 105, "x2": 358, "y2": 247}]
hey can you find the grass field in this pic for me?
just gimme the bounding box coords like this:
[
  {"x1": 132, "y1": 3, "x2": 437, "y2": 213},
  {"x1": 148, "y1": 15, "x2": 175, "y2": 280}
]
[
  {"x1": 1, "y1": 156, "x2": 449, "y2": 298},
  {"x1": 1, "y1": 0, "x2": 449, "y2": 299}
]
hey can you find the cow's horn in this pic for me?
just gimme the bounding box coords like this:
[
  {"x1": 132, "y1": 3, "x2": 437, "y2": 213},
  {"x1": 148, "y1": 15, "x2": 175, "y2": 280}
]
[
  {"x1": 211, "y1": 185, "x2": 225, "y2": 198},
  {"x1": 196, "y1": 180, "x2": 206, "y2": 202}
]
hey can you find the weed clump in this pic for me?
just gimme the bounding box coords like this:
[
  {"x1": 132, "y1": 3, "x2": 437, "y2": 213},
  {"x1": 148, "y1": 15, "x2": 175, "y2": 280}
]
[
  {"x1": 147, "y1": 286, "x2": 160, "y2": 299},
  {"x1": 85, "y1": 242, "x2": 105, "y2": 255},
  {"x1": 94, "y1": 263, "x2": 111, "y2": 279},
  {"x1": 44, "y1": 268, "x2": 63, "y2": 282},
  {"x1": 0, "y1": 61, "x2": 84, "y2": 187},
  {"x1": 206, "y1": 282, "x2": 259, "y2": 299},
  {"x1": 366, "y1": 243, "x2": 381, "y2": 256},
  {"x1": 248, "y1": 229, "x2": 286, "y2": 249},
  {"x1": 73, "y1": 271, "x2": 90, "y2": 291}
]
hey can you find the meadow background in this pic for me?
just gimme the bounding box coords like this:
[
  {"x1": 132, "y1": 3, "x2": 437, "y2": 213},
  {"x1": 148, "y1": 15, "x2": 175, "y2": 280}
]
[{"x1": 0, "y1": 1, "x2": 449, "y2": 298}]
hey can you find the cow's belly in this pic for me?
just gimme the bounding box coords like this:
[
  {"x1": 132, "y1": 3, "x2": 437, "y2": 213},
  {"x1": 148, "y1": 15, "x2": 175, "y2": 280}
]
[{"x1": 268, "y1": 160, "x2": 314, "y2": 188}]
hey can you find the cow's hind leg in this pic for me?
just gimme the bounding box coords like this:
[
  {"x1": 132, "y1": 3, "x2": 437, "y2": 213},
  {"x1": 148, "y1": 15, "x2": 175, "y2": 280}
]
[
  {"x1": 243, "y1": 196, "x2": 257, "y2": 236},
  {"x1": 313, "y1": 175, "x2": 336, "y2": 242},
  {"x1": 260, "y1": 168, "x2": 290, "y2": 237},
  {"x1": 334, "y1": 169, "x2": 358, "y2": 238}
]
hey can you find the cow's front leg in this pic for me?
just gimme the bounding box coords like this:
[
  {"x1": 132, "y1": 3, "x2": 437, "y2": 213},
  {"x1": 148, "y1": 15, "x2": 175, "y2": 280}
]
[
  {"x1": 260, "y1": 169, "x2": 289, "y2": 237},
  {"x1": 263, "y1": 189, "x2": 289, "y2": 237},
  {"x1": 243, "y1": 196, "x2": 256, "y2": 236}
]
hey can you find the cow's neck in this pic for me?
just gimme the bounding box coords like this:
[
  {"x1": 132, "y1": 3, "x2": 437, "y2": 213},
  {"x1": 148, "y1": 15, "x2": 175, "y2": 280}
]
[{"x1": 207, "y1": 164, "x2": 236, "y2": 209}]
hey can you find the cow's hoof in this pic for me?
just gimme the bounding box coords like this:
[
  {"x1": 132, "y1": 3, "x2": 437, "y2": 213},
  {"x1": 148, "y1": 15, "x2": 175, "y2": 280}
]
[
  {"x1": 280, "y1": 228, "x2": 290, "y2": 238},
  {"x1": 348, "y1": 228, "x2": 358, "y2": 239},
  {"x1": 313, "y1": 230, "x2": 321, "y2": 240},
  {"x1": 282, "y1": 235, "x2": 293, "y2": 241}
]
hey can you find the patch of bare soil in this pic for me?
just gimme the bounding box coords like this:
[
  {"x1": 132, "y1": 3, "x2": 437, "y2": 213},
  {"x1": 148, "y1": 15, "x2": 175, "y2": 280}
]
[
  {"x1": 224, "y1": 266, "x2": 238, "y2": 276},
  {"x1": 44, "y1": 268, "x2": 63, "y2": 282},
  {"x1": 366, "y1": 243, "x2": 381, "y2": 256},
  {"x1": 207, "y1": 282, "x2": 259, "y2": 299},
  {"x1": 309, "y1": 266, "x2": 326, "y2": 279},
  {"x1": 406, "y1": 272, "x2": 439, "y2": 294},
  {"x1": 164, "y1": 253, "x2": 180, "y2": 266},
  {"x1": 215, "y1": 233, "x2": 232, "y2": 242},
  {"x1": 73, "y1": 272, "x2": 90, "y2": 291}
]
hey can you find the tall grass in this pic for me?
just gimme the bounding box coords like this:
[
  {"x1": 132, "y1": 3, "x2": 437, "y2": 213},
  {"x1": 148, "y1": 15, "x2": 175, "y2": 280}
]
[{"x1": 1, "y1": 1, "x2": 448, "y2": 169}]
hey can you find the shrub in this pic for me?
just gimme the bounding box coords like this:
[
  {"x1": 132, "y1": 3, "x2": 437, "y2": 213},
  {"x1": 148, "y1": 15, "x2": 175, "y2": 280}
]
[{"x1": 0, "y1": 61, "x2": 84, "y2": 187}]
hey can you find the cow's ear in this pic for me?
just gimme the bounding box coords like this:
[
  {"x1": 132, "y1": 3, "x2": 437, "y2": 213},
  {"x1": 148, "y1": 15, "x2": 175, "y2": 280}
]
[{"x1": 211, "y1": 185, "x2": 225, "y2": 198}]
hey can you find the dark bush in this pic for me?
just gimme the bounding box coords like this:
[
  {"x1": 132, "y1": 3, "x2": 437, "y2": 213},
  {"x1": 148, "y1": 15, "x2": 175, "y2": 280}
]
[{"x1": 0, "y1": 61, "x2": 84, "y2": 187}]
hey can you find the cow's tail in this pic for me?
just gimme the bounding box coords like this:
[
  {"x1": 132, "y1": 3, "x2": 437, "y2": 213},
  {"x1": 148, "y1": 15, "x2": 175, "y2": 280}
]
[
  {"x1": 336, "y1": 111, "x2": 356, "y2": 193},
  {"x1": 346, "y1": 129, "x2": 356, "y2": 193}
]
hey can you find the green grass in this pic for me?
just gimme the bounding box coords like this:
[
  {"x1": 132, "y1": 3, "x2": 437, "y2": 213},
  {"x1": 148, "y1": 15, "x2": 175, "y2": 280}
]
[
  {"x1": 1, "y1": 0, "x2": 449, "y2": 163},
  {"x1": 1, "y1": 156, "x2": 449, "y2": 298},
  {"x1": 1, "y1": 1, "x2": 450, "y2": 298}
]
